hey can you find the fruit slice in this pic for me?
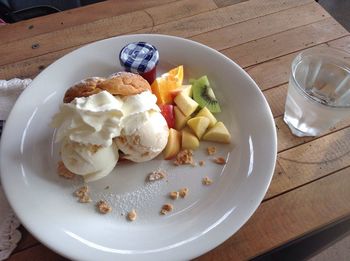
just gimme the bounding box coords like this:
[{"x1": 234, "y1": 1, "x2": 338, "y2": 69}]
[
  {"x1": 181, "y1": 127, "x2": 199, "y2": 150},
  {"x1": 187, "y1": 116, "x2": 210, "y2": 139},
  {"x1": 169, "y1": 84, "x2": 192, "y2": 99},
  {"x1": 167, "y1": 65, "x2": 184, "y2": 87},
  {"x1": 174, "y1": 106, "x2": 191, "y2": 130},
  {"x1": 151, "y1": 65, "x2": 184, "y2": 105},
  {"x1": 163, "y1": 128, "x2": 181, "y2": 159},
  {"x1": 192, "y1": 76, "x2": 221, "y2": 113},
  {"x1": 159, "y1": 104, "x2": 175, "y2": 128},
  {"x1": 202, "y1": 122, "x2": 231, "y2": 143},
  {"x1": 196, "y1": 107, "x2": 217, "y2": 127},
  {"x1": 174, "y1": 92, "x2": 198, "y2": 116}
]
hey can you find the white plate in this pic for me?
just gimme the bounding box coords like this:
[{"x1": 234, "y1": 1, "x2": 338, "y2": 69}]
[{"x1": 0, "y1": 34, "x2": 276, "y2": 260}]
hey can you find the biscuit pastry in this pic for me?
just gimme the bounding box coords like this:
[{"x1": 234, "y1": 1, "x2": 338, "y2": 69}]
[
  {"x1": 97, "y1": 72, "x2": 151, "y2": 96},
  {"x1": 63, "y1": 77, "x2": 105, "y2": 103},
  {"x1": 63, "y1": 72, "x2": 151, "y2": 103}
]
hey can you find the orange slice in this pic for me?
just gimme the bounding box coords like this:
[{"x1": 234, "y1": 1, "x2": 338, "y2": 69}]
[{"x1": 151, "y1": 65, "x2": 184, "y2": 104}]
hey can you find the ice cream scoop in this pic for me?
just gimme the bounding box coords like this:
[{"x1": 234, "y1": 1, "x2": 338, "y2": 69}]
[
  {"x1": 116, "y1": 110, "x2": 169, "y2": 162},
  {"x1": 61, "y1": 139, "x2": 119, "y2": 182}
]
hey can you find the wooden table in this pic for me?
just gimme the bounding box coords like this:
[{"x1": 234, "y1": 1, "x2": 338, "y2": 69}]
[{"x1": 1, "y1": 0, "x2": 350, "y2": 260}]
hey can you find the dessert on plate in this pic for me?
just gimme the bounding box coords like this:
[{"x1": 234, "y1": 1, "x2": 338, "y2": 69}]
[{"x1": 51, "y1": 72, "x2": 169, "y2": 182}]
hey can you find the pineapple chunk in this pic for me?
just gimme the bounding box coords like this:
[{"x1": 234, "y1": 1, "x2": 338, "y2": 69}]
[
  {"x1": 196, "y1": 107, "x2": 217, "y2": 127},
  {"x1": 202, "y1": 122, "x2": 231, "y2": 143},
  {"x1": 174, "y1": 92, "x2": 198, "y2": 116},
  {"x1": 174, "y1": 106, "x2": 191, "y2": 130},
  {"x1": 181, "y1": 127, "x2": 199, "y2": 150},
  {"x1": 181, "y1": 85, "x2": 192, "y2": 97},
  {"x1": 164, "y1": 128, "x2": 181, "y2": 159},
  {"x1": 187, "y1": 116, "x2": 210, "y2": 139}
]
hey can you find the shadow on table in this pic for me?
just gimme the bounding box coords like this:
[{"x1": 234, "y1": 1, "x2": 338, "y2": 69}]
[{"x1": 252, "y1": 215, "x2": 350, "y2": 261}]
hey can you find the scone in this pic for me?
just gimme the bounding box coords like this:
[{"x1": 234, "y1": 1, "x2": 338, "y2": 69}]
[{"x1": 63, "y1": 72, "x2": 151, "y2": 102}]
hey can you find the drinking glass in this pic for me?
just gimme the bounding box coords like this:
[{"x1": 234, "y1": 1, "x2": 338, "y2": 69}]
[{"x1": 284, "y1": 47, "x2": 350, "y2": 137}]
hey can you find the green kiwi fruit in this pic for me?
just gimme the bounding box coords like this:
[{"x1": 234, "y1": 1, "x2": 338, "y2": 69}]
[{"x1": 192, "y1": 76, "x2": 221, "y2": 113}]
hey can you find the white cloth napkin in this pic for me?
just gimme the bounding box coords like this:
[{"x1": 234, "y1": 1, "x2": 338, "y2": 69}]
[{"x1": 0, "y1": 78, "x2": 31, "y2": 260}]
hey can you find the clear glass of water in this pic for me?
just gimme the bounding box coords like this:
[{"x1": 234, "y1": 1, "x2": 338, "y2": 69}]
[{"x1": 284, "y1": 47, "x2": 350, "y2": 137}]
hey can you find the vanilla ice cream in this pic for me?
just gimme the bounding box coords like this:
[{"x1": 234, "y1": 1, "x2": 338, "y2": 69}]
[
  {"x1": 51, "y1": 90, "x2": 124, "y2": 147},
  {"x1": 115, "y1": 91, "x2": 169, "y2": 162},
  {"x1": 61, "y1": 139, "x2": 119, "y2": 182},
  {"x1": 116, "y1": 110, "x2": 169, "y2": 162}
]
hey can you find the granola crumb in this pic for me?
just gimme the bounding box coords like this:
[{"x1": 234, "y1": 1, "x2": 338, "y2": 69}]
[
  {"x1": 74, "y1": 185, "x2": 91, "y2": 203},
  {"x1": 169, "y1": 191, "x2": 179, "y2": 200},
  {"x1": 87, "y1": 144, "x2": 102, "y2": 154},
  {"x1": 207, "y1": 146, "x2": 217, "y2": 155},
  {"x1": 57, "y1": 161, "x2": 75, "y2": 179},
  {"x1": 202, "y1": 177, "x2": 213, "y2": 185},
  {"x1": 213, "y1": 157, "x2": 226, "y2": 165},
  {"x1": 74, "y1": 185, "x2": 88, "y2": 197},
  {"x1": 174, "y1": 149, "x2": 194, "y2": 166},
  {"x1": 147, "y1": 170, "x2": 166, "y2": 182},
  {"x1": 160, "y1": 203, "x2": 173, "y2": 215},
  {"x1": 96, "y1": 200, "x2": 112, "y2": 214},
  {"x1": 179, "y1": 188, "x2": 189, "y2": 198},
  {"x1": 78, "y1": 194, "x2": 92, "y2": 203},
  {"x1": 199, "y1": 160, "x2": 205, "y2": 166},
  {"x1": 127, "y1": 209, "x2": 137, "y2": 221}
]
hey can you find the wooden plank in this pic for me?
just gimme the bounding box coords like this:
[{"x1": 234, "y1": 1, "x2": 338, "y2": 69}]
[
  {"x1": 245, "y1": 44, "x2": 328, "y2": 91},
  {"x1": 263, "y1": 83, "x2": 288, "y2": 118},
  {"x1": 0, "y1": 0, "x2": 314, "y2": 79},
  {"x1": 196, "y1": 166, "x2": 350, "y2": 260},
  {"x1": 213, "y1": 0, "x2": 248, "y2": 8},
  {"x1": 276, "y1": 127, "x2": 350, "y2": 197},
  {"x1": 0, "y1": 11, "x2": 153, "y2": 67},
  {"x1": 246, "y1": 36, "x2": 350, "y2": 92},
  {"x1": 276, "y1": 116, "x2": 350, "y2": 153},
  {"x1": 264, "y1": 161, "x2": 288, "y2": 200},
  {"x1": 0, "y1": 0, "x2": 220, "y2": 67},
  {"x1": 190, "y1": 2, "x2": 329, "y2": 51},
  {"x1": 8, "y1": 244, "x2": 68, "y2": 261},
  {"x1": 222, "y1": 18, "x2": 349, "y2": 68},
  {"x1": 145, "y1": 0, "x2": 217, "y2": 25},
  {"x1": 0, "y1": 0, "x2": 177, "y2": 45},
  {"x1": 0, "y1": 48, "x2": 76, "y2": 80},
  {"x1": 327, "y1": 35, "x2": 350, "y2": 53},
  {"x1": 139, "y1": 0, "x2": 313, "y2": 37}
]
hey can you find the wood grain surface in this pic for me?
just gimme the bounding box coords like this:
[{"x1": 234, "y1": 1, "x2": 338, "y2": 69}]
[{"x1": 1, "y1": 0, "x2": 350, "y2": 260}]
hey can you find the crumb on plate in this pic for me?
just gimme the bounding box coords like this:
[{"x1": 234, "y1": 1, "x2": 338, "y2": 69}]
[
  {"x1": 202, "y1": 177, "x2": 213, "y2": 185},
  {"x1": 96, "y1": 200, "x2": 112, "y2": 214},
  {"x1": 199, "y1": 160, "x2": 205, "y2": 166},
  {"x1": 127, "y1": 209, "x2": 137, "y2": 221},
  {"x1": 174, "y1": 149, "x2": 194, "y2": 166},
  {"x1": 213, "y1": 157, "x2": 226, "y2": 165},
  {"x1": 147, "y1": 170, "x2": 166, "y2": 182},
  {"x1": 57, "y1": 161, "x2": 75, "y2": 179},
  {"x1": 179, "y1": 188, "x2": 189, "y2": 198},
  {"x1": 207, "y1": 146, "x2": 216, "y2": 155},
  {"x1": 169, "y1": 191, "x2": 179, "y2": 200},
  {"x1": 74, "y1": 185, "x2": 92, "y2": 203},
  {"x1": 160, "y1": 203, "x2": 173, "y2": 215}
]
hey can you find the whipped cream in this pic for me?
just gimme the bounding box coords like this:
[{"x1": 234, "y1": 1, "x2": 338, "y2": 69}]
[{"x1": 52, "y1": 91, "x2": 123, "y2": 147}]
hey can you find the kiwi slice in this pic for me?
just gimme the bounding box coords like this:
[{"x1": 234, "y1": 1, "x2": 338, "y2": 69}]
[{"x1": 192, "y1": 76, "x2": 221, "y2": 113}]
